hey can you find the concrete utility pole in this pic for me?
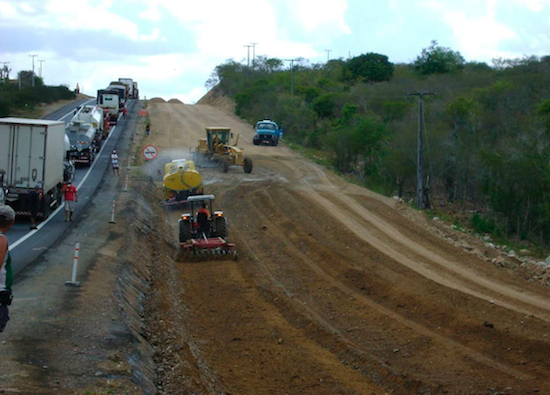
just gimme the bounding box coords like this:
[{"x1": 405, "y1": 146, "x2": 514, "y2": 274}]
[
  {"x1": 406, "y1": 92, "x2": 435, "y2": 209},
  {"x1": 38, "y1": 59, "x2": 45, "y2": 80},
  {"x1": 284, "y1": 59, "x2": 298, "y2": 95},
  {"x1": 29, "y1": 54, "x2": 38, "y2": 86},
  {"x1": 250, "y1": 42, "x2": 258, "y2": 68},
  {"x1": 244, "y1": 44, "x2": 253, "y2": 70},
  {"x1": 325, "y1": 49, "x2": 332, "y2": 62}
]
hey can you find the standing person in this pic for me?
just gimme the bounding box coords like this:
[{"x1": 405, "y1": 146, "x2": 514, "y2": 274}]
[
  {"x1": 111, "y1": 150, "x2": 120, "y2": 176},
  {"x1": 0, "y1": 205, "x2": 15, "y2": 333},
  {"x1": 122, "y1": 107, "x2": 127, "y2": 119},
  {"x1": 145, "y1": 124, "x2": 150, "y2": 137},
  {"x1": 61, "y1": 181, "x2": 78, "y2": 222},
  {"x1": 29, "y1": 185, "x2": 41, "y2": 230}
]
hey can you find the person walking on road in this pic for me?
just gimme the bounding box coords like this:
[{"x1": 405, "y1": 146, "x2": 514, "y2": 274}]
[
  {"x1": 61, "y1": 181, "x2": 78, "y2": 222},
  {"x1": 29, "y1": 185, "x2": 41, "y2": 230},
  {"x1": 122, "y1": 107, "x2": 127, "y2": 119},
  {"x1": 111, "y1": 150, "x2": 120, "y2": 176},
  {"x1": 145, "y1": 124, "x2": 150, "y2": 137},
  {"x1": 0, "y1": 205, "x2": 15, "y2": 333}
]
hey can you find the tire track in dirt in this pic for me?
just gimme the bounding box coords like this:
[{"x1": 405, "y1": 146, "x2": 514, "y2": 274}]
[
  {"x1": 279, "y1": 157, "x2": 550, "y2": 322},
  {"x1": 244, "y1": 187, "x2": 533, "y2": 382}
]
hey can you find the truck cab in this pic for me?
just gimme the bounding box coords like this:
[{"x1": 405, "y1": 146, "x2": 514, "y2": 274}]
[{"x1": 253, "y1": 120, "x2": 283, "y2": 146}]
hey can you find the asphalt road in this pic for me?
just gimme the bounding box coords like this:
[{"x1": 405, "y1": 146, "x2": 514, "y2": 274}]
[{"x1": 8, "y1": 99, "x2": 134, "y2": 276}]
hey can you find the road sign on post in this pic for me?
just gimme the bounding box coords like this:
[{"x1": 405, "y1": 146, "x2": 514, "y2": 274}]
[{"x1": 142, "y1": 144, "x2": 159, "y2": 161}]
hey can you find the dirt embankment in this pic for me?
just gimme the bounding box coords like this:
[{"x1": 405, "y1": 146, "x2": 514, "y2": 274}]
[{"x1": 134, "y1": 100, "x2": 550, "y2": 394}]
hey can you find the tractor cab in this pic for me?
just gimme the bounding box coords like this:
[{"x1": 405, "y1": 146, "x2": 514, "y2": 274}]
[{"x1": 204, "y1": 127, "x2": 234, "y2": 153}]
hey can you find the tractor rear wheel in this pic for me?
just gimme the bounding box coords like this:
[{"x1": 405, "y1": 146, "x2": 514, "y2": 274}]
[
  {"x1": 243, "y1": 157, "x2": 253, "y2": 173},
  {"x1": 220, "y1": 159, "x2": 229, "y2": 173},
  {"x1": 214, "y1": 216, "x2": 228, "y2": 239},
  {"x1": 179, "y1": 219, "x2": 193, "y2": 243}
]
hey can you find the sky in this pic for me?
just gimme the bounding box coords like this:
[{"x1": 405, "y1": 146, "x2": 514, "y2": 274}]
[{"x1": 1, "y1": 0, "x2": 550, "y2": 103}]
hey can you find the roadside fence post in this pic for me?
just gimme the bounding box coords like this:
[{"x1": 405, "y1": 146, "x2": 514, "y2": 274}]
[
  {"x1": 65, "y1": 242, "x2": 81, "y2": 287},
  {"x1": 109, "y1": 200, "x2": 116, "y2": 224}
]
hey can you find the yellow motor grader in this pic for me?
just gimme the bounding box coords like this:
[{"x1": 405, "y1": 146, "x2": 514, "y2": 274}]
[{"x1": 196, "y1": 127, "x2": 253, "y2": 173}]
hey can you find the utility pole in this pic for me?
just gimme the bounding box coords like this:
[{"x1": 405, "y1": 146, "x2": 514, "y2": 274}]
[
  {"x1": 284, "y1": 59, "x2": 298, "y2": 95},
  {"x1": 38, "y1": 59, "x2": 45, "y2": 81},
  {"x1": 250, "y1": 42, "x2": 258, "y2": 69},
  {"x1": 325, "y1": 49, "x2": 332, "y2": 62},
  {"x1": 29, "y1": 54, "x2": 38, "y2": 86},
  {"x1": 243, "y1": 44, "x2": 253, "y2": 71},
  {"x1": 406, "y1": 92, "x2": 435, "y2": 209}
]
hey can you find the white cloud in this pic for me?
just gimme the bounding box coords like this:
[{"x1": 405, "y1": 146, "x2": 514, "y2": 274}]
[{"x1": 294, "y1": 0, "x2": 350, "y2": 34}]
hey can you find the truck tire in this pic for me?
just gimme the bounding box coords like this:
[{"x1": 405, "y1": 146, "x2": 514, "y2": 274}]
[
  {"x1": 179, "y1": 219, "x2": 193, "y2": 243},
  {"x1": 214, "y1": 216, "x2": 228, "y2": 239},
  {"x1": 220, "y1": 159, "x2": 229, "y2": 173},
  {"x1": 272, "y1": 138, "x2": 278, "y2": 146},
  {"x1": 253, "y1": 138, "x2": 260, "y2": 145},
  {"x1": 243, "y1": 157, "x2": 253, "y2": 174}
]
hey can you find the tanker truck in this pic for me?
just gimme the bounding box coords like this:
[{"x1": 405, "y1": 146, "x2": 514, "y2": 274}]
[
  {"x1": 163, "y1": 159, "x2": 203, "y2": 208},
  {"x1": 66, "y1": 122, "x2": 99, "y2": 166},
  {"x1": 72, "y1": 104, "x2": 104, "y2": 137}
]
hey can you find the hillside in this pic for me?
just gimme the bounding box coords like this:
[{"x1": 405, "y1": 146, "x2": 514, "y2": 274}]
[{"x1": 206, "y1": 48, "x2": 550, "y2": 250}]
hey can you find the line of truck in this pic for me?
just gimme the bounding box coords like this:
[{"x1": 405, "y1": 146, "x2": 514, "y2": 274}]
[{"x1": 0, "y1": 77, "x2": 138, "y2": 219}]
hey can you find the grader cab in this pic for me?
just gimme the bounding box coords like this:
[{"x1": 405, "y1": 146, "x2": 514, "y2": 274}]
[{"x1": 196, "y1": 127, "x2": 253, "y2": 173}]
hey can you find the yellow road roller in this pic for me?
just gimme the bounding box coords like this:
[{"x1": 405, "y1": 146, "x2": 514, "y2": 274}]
[{"x1": 163, "y1": 159, "x2": 203, "y2": 208}]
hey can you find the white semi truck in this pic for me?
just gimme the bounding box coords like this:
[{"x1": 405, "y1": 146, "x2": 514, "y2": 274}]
[
  {"x1": 118, "y1": 78, "x2": 134, "y2": 99},
  {"x1": 66, "y1": 121, "x2": 99, "y2": 166},
  {"x1": 97, "y1": 89, "x2": 120, "y2": 124},
  {"x1": 0, "y1": 118, "x2": 65, "y2": 218}
]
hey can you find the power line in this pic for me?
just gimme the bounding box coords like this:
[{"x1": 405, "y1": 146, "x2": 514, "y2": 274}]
[{"x1": 406, "y1": 92, "x2": 436, "y2": 209}]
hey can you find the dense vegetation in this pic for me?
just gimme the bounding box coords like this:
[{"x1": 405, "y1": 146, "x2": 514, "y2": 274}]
[
  {"x1": 0, "y1": 71, "x2": 75, "y2": 117},
  {"x1": 207, "y1": 41, "x2": 550, "y2": 245}
]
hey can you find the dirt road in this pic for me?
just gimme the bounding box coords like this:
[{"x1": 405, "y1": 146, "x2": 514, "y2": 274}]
[{"x1": 141, "y1": 100, "x2": 550, "y2": 394}]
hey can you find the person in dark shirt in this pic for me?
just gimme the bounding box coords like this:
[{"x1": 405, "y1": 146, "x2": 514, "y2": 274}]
[{"x1": 29, "y1": 185, "x2": 41, "y2": 230}]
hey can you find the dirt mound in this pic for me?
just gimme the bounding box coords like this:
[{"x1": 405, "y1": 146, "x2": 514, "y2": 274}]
[
  {"x1": 197, "y1": 86, "x2": 235, "y2": 114},
  {"x1": 168, "y1": 98, "x2": 184, "y2": 104},
  {"x1": 149, "y1": 97, "x2": 166, "y2": 103}
]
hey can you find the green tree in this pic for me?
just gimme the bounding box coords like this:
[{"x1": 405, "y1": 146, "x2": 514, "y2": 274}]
[
  {"x1": 413, "y1": 40, "x2": 465, "y2": 75},
  {"x1": 345, "y1": 53, "x2": 394, "y2": 82}
]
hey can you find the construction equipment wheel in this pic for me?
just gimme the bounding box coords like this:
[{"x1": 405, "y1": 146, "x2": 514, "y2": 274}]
[
  {"x1": 243, "y1": 157, "x2": 253, "y2": 174},
  {"x1": 214, "y1": 216, "x2": 228, "y2": 239},
  {"x1": 179, "y1": 219, "x2": 193, "y2": 243},
  {"x1": 220, "y1": 159, "x2": 229, "y2": 173}
]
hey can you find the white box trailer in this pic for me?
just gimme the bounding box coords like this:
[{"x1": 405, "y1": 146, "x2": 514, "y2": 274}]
[
  {"x1": 0, "y1": 118, "x2": 65, "y2": 218},
  {"x1": 118, "y1": 78, "x2": 134, "y2": 98}
]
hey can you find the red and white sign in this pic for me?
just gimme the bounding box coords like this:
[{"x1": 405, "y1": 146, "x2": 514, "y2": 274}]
[{"x1": 142, "y1": 144, "x2": 159, "y2": 160}]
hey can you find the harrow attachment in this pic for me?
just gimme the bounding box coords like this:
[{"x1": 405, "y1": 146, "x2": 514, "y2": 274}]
[{"x1": 178, "y1": 236, "x2": 237, "y2": 261}]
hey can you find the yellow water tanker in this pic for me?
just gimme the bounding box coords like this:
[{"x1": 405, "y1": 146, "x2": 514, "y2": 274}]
[{"x1": 163, "y1": 159, "x2": 203, "y2": 203}]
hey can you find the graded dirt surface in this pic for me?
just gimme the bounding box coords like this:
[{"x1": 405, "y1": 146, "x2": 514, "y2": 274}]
[{"x1": 142, "y1": 101, "x2": 550, "y2": 394}]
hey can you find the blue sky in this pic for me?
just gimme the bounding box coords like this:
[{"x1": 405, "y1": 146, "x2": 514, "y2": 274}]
[{"x1": 1, "y1": 0, "x2": 549, "y2": 103}]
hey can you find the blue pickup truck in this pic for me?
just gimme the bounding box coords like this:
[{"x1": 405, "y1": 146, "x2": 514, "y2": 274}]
[{"x1": 253, "y1": 120, "x2": 283, "y2": 146}]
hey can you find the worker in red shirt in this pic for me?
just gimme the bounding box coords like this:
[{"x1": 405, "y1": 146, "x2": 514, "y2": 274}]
[
  {"x1": 122, "y1": 107, "x2": 127, "y2": 119},
  {"x1": 195, "y1": 203, "x2": 211, "y2": 237},
  {"x1": 61, "y1": 181, "x2": 78, "y2": 222}
]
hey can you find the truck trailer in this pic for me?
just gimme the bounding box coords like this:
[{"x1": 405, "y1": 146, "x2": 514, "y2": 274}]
[
  {"x1": 118, "y1": 78, "x2": 134, "y2": 99},
  {"x1": 97, "y1": 89, "x2": 120, "y2": 124},
  {"x1": 0, "y1": 118, "x2": 65, "y2": 218}
]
